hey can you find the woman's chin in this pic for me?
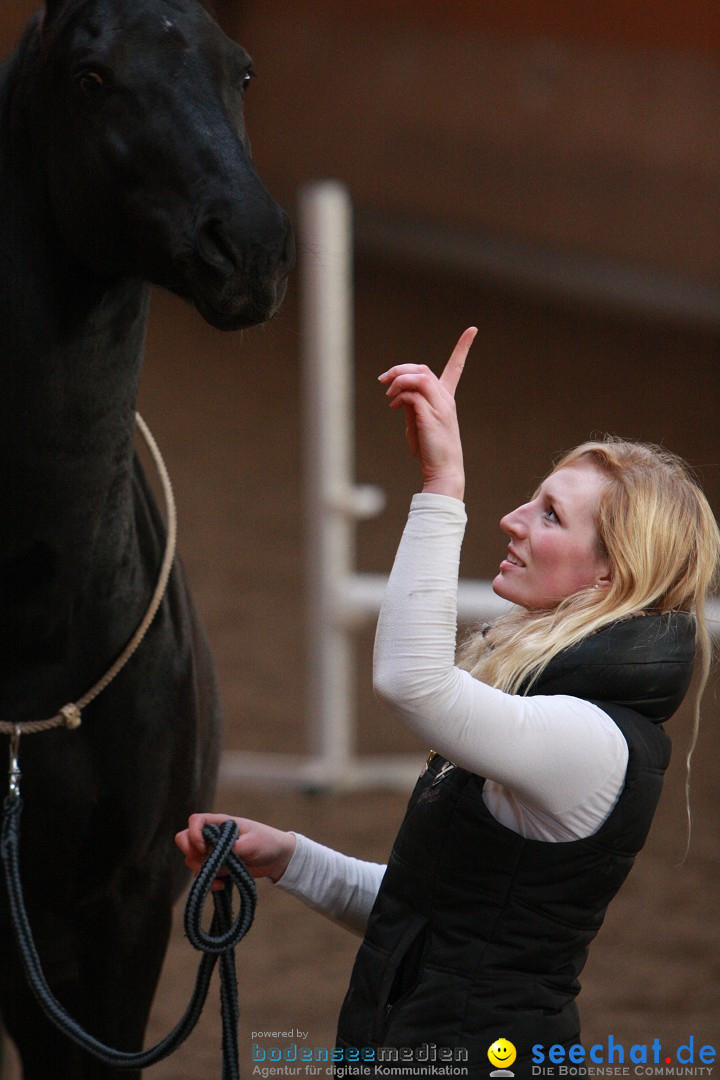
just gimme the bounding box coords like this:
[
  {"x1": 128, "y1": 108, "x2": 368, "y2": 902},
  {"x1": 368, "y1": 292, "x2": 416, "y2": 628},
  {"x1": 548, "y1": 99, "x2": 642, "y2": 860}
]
[
  {"x1": 492, "y1": 572, "x2": 513, "y2": 603},
  {"x1": 493, "y1": 573, "x2": 532, "y2": 610}
]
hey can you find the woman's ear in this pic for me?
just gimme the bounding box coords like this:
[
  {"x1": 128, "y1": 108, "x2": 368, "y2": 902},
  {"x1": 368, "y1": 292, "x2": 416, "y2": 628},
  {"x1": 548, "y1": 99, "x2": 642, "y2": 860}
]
[
  {"x1": 593, "y1": 549, "x2": 612, "y2": 589},
  {"x1": 595, "y1": 568, "x2": 612, "y2": 589}
]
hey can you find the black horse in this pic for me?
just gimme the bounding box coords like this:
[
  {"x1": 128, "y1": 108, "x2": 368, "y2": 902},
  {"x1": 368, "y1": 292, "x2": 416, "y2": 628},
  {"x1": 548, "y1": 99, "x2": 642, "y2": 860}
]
[{"x1": 0, "y1": 0, "x2": 293, "y2": 1076}]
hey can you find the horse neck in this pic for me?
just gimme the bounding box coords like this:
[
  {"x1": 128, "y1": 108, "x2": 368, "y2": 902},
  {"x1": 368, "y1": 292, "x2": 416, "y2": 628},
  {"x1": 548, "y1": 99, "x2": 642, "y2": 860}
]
[
  {"x1": 0, "y1": 231, "x2": 158, "y2": 699},
  {"x1": 0, "y1": 269, "x2": 151, "y2": 564},
  {"x1": 0, "y1": 231, "x2": 160, "y2": 691},
  {"x1": 0, "y1": 141, "x2": 151, "y2": 542}
]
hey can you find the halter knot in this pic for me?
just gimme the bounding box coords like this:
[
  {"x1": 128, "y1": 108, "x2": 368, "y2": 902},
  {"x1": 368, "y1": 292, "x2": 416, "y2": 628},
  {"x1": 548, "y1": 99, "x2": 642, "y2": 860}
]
[{"x1": 60, "y1": 704, "x2": 82, "y2": 729}]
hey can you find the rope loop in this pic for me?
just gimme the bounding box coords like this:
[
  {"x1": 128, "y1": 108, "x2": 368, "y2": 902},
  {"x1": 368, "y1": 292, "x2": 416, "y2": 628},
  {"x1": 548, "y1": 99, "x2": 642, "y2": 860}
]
[
  {"x1": 184, "y1": 821, "x2": 257, "y2": 954},
  {"x1": 0, "y1": 795, "x2": 253, "y2": 1078}
]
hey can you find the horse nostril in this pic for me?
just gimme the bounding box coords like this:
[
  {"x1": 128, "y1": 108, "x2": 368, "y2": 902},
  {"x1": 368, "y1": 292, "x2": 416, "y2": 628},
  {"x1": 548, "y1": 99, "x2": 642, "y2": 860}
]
[
  {"x1": 194, "y1": 205, "x2": 295, "y2": 283},
  {"x1": 195, "y1": 216, "x2": 239, "y2": 275}
]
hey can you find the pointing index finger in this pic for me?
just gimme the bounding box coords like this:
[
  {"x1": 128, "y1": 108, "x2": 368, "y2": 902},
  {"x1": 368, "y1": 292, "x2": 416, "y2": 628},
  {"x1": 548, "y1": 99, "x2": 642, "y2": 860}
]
[{"x1": 439, "y1": 326, "x2": 478, "y2": 396}]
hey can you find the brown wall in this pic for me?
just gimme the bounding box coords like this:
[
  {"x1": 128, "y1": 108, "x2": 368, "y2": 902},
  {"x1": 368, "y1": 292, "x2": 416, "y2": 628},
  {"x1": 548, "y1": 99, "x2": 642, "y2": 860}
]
[
  {"x1": 6, "y1": 1, "x2": 719, "y2": 55},
  {"x1": 227, "y1": 1, "x2": 720, "y2": 287},
  {"x1": 1, "y1": 2, "x2": 36, "y2": 54},
  {"x1": 219, "y1": 0, "x2": 720, "y2": 57}
]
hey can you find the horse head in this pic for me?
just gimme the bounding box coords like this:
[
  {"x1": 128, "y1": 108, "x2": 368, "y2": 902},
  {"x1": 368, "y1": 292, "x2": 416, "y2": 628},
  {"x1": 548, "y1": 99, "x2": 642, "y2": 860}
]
[{"x1": 23, "y1": 0, "x2": 294, "y2": 330}]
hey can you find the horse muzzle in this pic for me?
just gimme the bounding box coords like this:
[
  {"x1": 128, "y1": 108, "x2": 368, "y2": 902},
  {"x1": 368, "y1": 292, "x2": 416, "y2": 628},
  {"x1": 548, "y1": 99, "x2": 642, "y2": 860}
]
[{"x1": 175, "y1": 203, "x2": 295, "y2": 331}]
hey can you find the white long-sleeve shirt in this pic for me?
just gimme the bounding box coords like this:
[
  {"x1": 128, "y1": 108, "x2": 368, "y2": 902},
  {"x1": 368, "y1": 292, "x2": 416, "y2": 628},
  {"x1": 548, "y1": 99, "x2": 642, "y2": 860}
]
[{"x1": 278, "y1": 494, "x2": 629, "y2": 935}]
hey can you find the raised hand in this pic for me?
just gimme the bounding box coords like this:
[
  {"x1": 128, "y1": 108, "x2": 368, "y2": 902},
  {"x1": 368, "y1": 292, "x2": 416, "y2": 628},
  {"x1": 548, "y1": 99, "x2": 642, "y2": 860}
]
[{"x1": 378, "y1": 326, "x2": 477, "y2": 500}]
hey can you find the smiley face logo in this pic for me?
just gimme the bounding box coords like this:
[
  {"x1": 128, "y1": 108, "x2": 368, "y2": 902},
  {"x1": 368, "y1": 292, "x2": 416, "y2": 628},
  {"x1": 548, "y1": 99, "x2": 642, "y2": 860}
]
[{"x1": 488, "y1": 1038, "x2": 517, "y2": 1073}]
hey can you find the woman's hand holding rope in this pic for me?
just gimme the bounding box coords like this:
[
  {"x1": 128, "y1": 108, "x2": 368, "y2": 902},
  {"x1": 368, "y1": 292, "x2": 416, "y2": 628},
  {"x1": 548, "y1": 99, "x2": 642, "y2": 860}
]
[{"x1": 176, "y1": 813, "x2": 297, "y2": 887}]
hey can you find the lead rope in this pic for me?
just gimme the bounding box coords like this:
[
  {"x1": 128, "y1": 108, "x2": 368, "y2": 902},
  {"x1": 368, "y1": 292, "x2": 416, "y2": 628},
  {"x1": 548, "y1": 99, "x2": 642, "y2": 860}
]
[{"x1": 0, "y1": 797, "x2": 256, "y2": 1077}]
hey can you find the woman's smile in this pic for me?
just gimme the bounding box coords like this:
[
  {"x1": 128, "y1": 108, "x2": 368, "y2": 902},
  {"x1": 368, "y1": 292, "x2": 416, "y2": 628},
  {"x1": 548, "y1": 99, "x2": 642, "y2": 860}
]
[{"x1": 501, "y1": 545, "x2": 526, "y2": 569}]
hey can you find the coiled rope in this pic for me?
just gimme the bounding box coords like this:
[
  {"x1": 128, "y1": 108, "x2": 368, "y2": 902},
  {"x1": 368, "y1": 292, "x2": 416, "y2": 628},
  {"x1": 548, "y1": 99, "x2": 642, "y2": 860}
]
[{"x1": 0, "y1": 800, "x2": 256, "y2": 1078}]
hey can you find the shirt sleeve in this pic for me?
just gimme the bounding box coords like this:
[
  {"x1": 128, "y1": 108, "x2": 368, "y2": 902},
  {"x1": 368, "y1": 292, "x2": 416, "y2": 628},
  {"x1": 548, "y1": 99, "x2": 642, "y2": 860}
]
[
  {"x1": 372, "y1": 493, "x2": 629, "y2": 837},
  {"x1": 274, "y1": 833, "x2": 386, "y2": 935}
]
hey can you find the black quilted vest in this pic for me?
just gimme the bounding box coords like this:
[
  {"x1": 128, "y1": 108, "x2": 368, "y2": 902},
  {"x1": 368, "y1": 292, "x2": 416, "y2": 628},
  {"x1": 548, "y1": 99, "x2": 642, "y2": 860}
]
[{"x1": 335, "y1": 613, "x2": 695, "y2": 1078}]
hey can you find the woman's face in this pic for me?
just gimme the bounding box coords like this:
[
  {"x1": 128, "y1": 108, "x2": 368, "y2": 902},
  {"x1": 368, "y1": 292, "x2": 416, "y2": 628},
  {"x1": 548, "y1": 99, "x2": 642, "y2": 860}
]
[{"x1": 493, "y1": 462, "x2": 611, "y2": 610}]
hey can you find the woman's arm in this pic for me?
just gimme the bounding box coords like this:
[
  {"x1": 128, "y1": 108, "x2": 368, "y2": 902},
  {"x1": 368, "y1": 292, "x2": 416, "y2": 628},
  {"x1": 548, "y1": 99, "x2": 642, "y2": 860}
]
[
  {"x1": 372, "y1": 494, "x2": 628, "y2": 829},
  {"x1": 276, "y1": 834, "x2": 385, "y2": 936}
]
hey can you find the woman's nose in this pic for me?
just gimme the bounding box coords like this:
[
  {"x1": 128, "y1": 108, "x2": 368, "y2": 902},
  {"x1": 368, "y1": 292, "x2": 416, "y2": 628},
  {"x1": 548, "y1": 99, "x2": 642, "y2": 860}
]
[{"x1": 500, "y1": 504, "x2": 528, "y2": 537}]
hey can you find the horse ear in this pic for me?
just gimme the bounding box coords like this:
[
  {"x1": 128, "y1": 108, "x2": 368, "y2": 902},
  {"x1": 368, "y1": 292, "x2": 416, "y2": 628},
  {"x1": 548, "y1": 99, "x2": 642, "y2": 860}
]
[{"x1": 43, "y1": 0, "x2": 68, "y2": 25}]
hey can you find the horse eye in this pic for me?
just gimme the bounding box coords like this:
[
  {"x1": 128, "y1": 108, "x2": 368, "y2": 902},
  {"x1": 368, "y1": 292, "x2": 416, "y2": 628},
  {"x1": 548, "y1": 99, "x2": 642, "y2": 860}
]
[
  {"x1": 241, "y1": 68, "x2": 255, "y2": 93},
  {"x1": 76, "y1": 70, "x2": 106, "y2": 92}
]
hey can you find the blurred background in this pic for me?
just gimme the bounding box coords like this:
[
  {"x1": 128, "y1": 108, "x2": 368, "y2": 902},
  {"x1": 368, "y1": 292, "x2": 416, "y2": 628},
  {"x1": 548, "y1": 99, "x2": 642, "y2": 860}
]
[{"x1": 2, "y1": 2, "x2": 719, "y2": 1076}]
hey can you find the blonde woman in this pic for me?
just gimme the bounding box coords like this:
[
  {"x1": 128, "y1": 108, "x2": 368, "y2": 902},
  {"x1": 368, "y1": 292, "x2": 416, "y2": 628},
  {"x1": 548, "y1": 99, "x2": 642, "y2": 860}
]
[{"x1": 177, "y1": 328, "x2": 720, "y2": 1078}]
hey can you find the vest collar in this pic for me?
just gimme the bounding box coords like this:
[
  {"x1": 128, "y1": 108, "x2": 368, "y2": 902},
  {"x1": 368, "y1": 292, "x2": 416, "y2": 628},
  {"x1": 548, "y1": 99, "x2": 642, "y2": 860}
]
[{"x1": 531, "y1": 611, "x2": 696, "y2": 723}]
